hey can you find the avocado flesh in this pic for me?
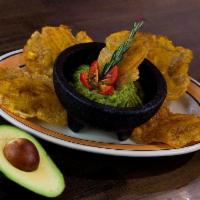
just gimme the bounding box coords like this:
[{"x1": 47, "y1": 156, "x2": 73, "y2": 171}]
[{"x1": 0, "y1": 125, "x2": 65, "y2": 197}]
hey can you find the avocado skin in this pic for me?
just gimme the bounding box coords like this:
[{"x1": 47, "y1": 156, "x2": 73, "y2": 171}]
[
  {"x1": 0, "y1": 171, "x2": 6, "y2": 179},
  {"x1": 0, "y1": 125, "x2": 65, "y2": 197}
]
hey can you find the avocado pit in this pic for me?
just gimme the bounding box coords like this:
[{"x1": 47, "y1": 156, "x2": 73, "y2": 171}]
[{"x1": 3, "y1": 138, "x2": 40, "y2": 172}]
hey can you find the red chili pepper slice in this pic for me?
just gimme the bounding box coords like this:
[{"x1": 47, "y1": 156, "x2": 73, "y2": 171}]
[
  {"x1": 101, "y1": 65, "x2": 118, "y2": 85},
  {"x1": 88, "y1": 60, "x2": 99, "y2": 85},
  {"x1": 80, "y1": 72, "x2": 93, "y2": 90}
]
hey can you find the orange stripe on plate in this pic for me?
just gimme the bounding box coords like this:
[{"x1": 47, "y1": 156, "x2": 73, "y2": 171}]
[
  {"x1": 187, "y1": 80, "x2": 200, "y2": 103},
  {"x1": 0, "y1": 52, "x2": 24, "y2": 68}
]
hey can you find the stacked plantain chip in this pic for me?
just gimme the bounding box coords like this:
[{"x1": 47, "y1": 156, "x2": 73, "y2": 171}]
[
  {"x1": 0, "y1": 25, "x2": 93, "y2": 125},
  {"x1": 132, "y1": 105, "x2": 200, "y2": 148},
  {"x1": 98, "y1": 31, "x2": 193, "y2": 100}
]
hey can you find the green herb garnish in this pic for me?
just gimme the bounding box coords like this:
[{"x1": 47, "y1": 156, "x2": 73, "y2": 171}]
[{"x1": 101, "y1": 21, "x2": 144, "y2": 77}]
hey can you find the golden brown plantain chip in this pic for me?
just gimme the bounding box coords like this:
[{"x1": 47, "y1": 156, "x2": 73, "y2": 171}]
[
  {"x1": 138, "y1": 33, "x2": 193, "y2": 100},
  {"x1": 118, "y1": 33, "x2": 149, "y2": 84},
  {"x1": 0, "y1": 65, "x2": 27, "y2": 81},
  {"x1": 75, "y1": 31, "x2": 93, "y2": 43},
  {"x1": 98, "y1": 30, "x2": 192, "y2": 100},
  {"x1": 106, "y1": 30, "x2": 129, "y2": 52},
  {"x1": 97, "y1": 47, "x2": 113, "y2": 72},
  {"x1": 97, "y1": 31, "x2": 129, "y2": 72},
  {"x1": 97, "y1": 31, "x2": 149, "y2": 84},
  {"x1": 132, "y1": 106, "x2": 200, "y2": 148},
  {"x1": 1, "y1": 26, "x2": 93, "y2": 125},
  {"x1": 23, "y1": 25, "x2": 93, "y2": 77},
  {"x1": 0, "y1": 68, "x2": 67, "y2": 126}
]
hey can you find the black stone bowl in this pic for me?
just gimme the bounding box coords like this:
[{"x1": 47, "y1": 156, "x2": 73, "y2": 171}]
[{"x1": 53, "y1": 42, "x2": 167, "y2": 141}]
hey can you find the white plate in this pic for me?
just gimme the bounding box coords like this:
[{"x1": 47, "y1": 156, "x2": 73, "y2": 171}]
[{"x1": 0, "y1": 49, "x2": 200, "y2": 157}]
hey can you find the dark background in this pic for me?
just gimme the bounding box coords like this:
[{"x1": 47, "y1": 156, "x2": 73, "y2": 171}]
[
  {"x1": 1, "y1": 0, "x2": 200, "y2": 81},
  {"x1": 1, "y1": 0, "x2": 200, "y2": 199}
]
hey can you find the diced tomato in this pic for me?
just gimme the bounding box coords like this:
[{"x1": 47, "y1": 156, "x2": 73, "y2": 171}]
[
  {"x1": 99, "y1": 85, "x2": 114, "y2": 95},
  {"x1": 89, "y1": 60, "x2": 99, "y2": 85},
  {"x1": 80, "y1": 72, "x2": 93, "y2": 90},
  {"x1": 101, "y1": 65, "x2": 118, "y2": 85}
]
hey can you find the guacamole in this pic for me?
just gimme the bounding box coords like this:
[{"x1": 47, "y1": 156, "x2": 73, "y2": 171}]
[{"x1": 73, "y1": 65, "x2": 143, "y2": 108}]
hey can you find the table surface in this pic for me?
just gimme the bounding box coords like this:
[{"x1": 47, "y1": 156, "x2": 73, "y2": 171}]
[{"x1": 0, "y1": 0, "x2": 200, "y2": 199}]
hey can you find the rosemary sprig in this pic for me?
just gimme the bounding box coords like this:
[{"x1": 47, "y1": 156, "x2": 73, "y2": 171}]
[{"x1": 101, "y1": 21, "x2": 144, "y2": 77}]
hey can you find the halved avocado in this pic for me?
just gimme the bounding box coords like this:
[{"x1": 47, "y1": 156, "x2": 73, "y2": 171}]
[{"x1": 0, "y1": 125, "x2": 65, "y2": 197}]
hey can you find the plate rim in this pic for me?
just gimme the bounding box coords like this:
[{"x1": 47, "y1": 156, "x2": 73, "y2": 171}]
[{"x1": 0, "y1": 49, "x2": 200, "y2": 157}]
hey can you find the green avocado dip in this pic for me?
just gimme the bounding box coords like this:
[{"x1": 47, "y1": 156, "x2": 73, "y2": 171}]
[{"x1": 73, "y1": 65, "x2": 143, "y2": 108}]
